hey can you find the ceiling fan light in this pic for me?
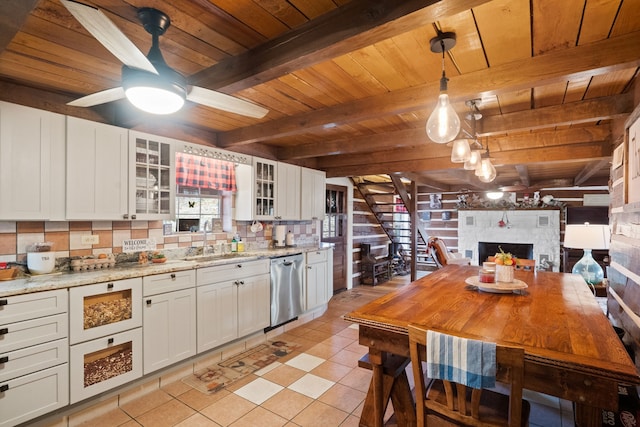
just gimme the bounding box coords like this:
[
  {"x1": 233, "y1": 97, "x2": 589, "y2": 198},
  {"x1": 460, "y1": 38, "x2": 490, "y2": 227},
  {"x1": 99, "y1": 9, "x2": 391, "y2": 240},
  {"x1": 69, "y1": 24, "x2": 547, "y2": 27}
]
[
  {"x1": 125, "y1": 86, "x2": 184, "y2": 114},
  {"x1": 464, "y1": 150, "x2": 482, "y2": 170},
  {"x1": 450, "y1": 139, "x2": 471, "y2": 163}
]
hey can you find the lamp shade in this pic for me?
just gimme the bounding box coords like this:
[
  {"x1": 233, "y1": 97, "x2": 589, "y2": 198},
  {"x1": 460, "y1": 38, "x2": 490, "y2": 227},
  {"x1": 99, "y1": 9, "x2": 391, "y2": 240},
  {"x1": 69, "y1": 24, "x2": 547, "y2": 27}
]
[
  {"x1": 450, "y1": 139, "x2": 471, "y2": 163},
  {"x1": 564, "y1": 224, "x2": 610, "y2": 250}
]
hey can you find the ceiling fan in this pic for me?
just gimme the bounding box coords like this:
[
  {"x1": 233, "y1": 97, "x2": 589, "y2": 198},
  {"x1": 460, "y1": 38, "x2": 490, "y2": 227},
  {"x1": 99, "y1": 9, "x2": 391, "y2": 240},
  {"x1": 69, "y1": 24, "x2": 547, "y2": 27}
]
[{"x1": 60, "y1": 0, "x2": 268, "y2": 118}]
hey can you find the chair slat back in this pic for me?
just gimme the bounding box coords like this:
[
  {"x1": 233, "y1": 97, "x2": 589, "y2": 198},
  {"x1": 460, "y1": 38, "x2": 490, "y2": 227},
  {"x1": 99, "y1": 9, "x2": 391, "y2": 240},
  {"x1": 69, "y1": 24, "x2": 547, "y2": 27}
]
[{"x1": 408, "y1": 324, "x2": 526, "y2": 427}]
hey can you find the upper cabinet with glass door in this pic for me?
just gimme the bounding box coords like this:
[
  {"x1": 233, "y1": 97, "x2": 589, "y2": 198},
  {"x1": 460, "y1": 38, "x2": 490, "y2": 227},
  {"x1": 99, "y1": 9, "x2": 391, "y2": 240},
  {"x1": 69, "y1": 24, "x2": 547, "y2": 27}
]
[
  {"x1": 129, "y1": 131, "x2": 176, "y2": 220},
  {"x1": 254, "y1": 159, "x2": 276, "y2": 219}
]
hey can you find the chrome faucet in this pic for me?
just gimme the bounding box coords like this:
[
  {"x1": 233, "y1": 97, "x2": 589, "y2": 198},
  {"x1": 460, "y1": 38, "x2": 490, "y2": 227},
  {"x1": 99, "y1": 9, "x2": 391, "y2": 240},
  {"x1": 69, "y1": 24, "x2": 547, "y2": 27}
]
[{"x1": 202, "y1": 220, "x2": 214, "y2": 255}]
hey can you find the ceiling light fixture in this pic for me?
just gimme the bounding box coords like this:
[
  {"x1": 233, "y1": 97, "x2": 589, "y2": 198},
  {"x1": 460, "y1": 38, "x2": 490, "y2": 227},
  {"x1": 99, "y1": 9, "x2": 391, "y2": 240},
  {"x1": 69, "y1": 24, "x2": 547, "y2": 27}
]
[
  {"x1": 450, "y1": 139, "x2": 471, "y2": 163},
  {"x1": 462, "y1": 100, "x2": 483, "y2": 169},
  {"x1": 453, "y1": 100, "x2": 482, "y2": 163},
  {"x1": 486, "y1": 191, "x2": 504, "y2": 200},
  {"x1": 426, "y1": 30, "x2": 460, "y2": 144},
  {"x1": 122, "y1": 8, "x2": 186, "y2": 115},
  {"x1": 475, "y1": 139, "x2": 497, "y2": 183}
]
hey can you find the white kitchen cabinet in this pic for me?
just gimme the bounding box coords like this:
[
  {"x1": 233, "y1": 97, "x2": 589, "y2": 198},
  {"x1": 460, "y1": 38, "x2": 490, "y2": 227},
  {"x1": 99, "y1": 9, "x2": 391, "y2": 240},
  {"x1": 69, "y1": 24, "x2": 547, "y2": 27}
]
[
  {"x1": 142, "y1": 271, "x2": 196, "y2": 374},
  {"x1": 235, "y1": 158, "x2": 302, "y2": 221},
  {"x1": 300, "y1": 167, "x2": 326, "y2": 221},
  {"x1": 0, "y1": 289, "x2": 68, "y2": 427},
  {"x1": 66, "y1": 116, "x2": 129, "y2": 220},
  {"x1": 128, "y1": 130, "x2": 176, "y2": 220},
  {"x1": 276, "y1": 162, "x2": 301, "y2": 220},
  {"x1": 305, "y1": 248, "x2": 331, "y2": 310},
  {"x1": 0, "y1": 101, "x2": 65, "y2": 220},
  {"x1": 196, "y1": 259, "x2": 270, "y2": 353}
]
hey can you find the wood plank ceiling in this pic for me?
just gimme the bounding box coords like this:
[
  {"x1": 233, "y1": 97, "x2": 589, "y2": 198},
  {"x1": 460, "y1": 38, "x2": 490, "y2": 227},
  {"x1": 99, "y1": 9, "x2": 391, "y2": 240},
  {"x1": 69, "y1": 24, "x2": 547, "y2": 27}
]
[{"x1": 1, "y1": 0, "x2": 639, "y2": 192}]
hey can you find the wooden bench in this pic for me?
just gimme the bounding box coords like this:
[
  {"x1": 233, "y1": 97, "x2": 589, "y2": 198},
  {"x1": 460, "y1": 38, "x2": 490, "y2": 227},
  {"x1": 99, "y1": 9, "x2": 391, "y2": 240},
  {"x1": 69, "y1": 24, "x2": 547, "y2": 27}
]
[{"x1": 358, "y1": 353, "x2": 415, "y2": 426}]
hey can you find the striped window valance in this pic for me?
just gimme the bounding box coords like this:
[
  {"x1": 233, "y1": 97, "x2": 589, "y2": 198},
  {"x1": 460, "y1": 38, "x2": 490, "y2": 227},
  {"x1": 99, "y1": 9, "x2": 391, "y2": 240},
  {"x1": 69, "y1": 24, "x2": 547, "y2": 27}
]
[{"x1": 175, "y1": 152, "x2": 236, "y2": 192}]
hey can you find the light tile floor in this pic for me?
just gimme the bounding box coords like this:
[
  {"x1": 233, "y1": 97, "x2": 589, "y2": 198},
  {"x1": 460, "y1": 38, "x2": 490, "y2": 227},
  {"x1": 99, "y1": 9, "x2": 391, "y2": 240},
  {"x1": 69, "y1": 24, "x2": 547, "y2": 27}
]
[{"x1": 68, "y1": 275, "x2": 575, "y2": 427}]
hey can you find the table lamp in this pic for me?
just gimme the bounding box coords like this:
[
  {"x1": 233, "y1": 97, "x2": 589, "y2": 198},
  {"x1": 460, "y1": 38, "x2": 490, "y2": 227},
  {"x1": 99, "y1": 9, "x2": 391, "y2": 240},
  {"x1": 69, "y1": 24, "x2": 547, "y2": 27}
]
[{"x1": 563, "y1": 223, "x2": 610, "y2": 286}]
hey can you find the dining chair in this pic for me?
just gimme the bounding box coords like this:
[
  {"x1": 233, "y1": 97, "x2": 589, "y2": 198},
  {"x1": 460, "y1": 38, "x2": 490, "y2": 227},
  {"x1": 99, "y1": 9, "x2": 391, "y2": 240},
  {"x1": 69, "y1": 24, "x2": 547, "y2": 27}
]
[
  {"x1": 428, "y1": 237, "x2": 471, "y2": 268},
  {"x1": 408, "y1": 324, "x2": 531, "y2": 427},
  {"x1": 487, "y1": 256, "x2": 536, "y2": 271}
]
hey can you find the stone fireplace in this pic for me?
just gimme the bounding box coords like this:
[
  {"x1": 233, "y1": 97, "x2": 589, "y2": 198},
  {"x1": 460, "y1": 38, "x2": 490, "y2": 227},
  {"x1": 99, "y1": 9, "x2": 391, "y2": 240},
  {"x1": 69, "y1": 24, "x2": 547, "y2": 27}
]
[{"x1": 457, "y1": 209, "x2": 561, "y2": 271}]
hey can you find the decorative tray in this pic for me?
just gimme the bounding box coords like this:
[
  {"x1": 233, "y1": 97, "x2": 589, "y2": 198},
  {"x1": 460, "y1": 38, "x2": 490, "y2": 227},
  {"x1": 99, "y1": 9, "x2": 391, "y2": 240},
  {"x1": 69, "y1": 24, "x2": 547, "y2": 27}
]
[{"x1": 465, "y1": 276, "x2": 528, "y2": 293}]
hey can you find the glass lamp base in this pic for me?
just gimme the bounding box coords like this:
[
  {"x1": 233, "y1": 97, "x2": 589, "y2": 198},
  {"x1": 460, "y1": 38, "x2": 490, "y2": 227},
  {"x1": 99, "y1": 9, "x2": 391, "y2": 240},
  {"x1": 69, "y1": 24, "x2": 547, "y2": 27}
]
[{"x1": 571, "y1": 249, "x2": 604, "y2": 285}]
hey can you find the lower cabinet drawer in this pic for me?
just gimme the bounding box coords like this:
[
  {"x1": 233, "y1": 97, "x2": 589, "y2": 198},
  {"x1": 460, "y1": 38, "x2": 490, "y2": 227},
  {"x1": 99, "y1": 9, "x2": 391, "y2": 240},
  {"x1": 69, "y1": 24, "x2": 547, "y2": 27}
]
[
  {"x1": 0, "y1": 313, "x2": 67, "y2": 354},
  {"x1": 0, "y1": 338, "x2": 68, "y2": 383},
  {"x1": 197, "y1": 259, "x2": 269, "y2": 285},
  {"x1": 306, "y1": 249, "x2": 327, "y2": 264},
  {"x1": 0, "y1": 289, "x2": 67, "y2": 325},
  {"x1": 0, "y1": 364, "x2": 69, "y2": 427},
  {"x1": 70, "y1": 328, "x2": 142, "y2": 404}
]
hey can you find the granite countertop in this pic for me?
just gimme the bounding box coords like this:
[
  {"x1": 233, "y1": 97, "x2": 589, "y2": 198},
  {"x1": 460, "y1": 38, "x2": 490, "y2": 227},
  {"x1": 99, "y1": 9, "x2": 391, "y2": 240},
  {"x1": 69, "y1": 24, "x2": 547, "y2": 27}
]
[{"x1": 0, "y1": 244, "x2": 333, "y2": 298}]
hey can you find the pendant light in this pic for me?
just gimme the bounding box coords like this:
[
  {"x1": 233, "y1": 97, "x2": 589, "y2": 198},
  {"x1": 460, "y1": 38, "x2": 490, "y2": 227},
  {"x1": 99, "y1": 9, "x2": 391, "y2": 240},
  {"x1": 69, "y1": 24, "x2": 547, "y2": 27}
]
[
  {"x1": 462, "y1": 100, "x2": 483, "y2": 169},
  {"x1": 450, "y1": 139, "x2": 471, "y2": 162},
  {"x1": 475, "y1": 140, "x2": 497, "y2": 183},
  {"x1": 426, "y1": 30, "x2": 460, "y2": 144}
]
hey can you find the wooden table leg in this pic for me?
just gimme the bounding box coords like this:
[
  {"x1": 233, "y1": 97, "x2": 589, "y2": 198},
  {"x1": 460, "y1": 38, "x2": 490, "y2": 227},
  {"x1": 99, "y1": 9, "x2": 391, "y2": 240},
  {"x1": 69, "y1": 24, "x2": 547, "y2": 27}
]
[{"x1": 370, "y1": 350, "x2": 384, "y2": 427}]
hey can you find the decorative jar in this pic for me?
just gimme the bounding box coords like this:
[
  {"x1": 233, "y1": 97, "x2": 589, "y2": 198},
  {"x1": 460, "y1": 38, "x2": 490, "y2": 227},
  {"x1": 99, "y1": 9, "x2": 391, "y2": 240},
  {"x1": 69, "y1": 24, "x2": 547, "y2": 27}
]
[{"x1": 495, "y1": 265, "x2": 514, "y2": 283}]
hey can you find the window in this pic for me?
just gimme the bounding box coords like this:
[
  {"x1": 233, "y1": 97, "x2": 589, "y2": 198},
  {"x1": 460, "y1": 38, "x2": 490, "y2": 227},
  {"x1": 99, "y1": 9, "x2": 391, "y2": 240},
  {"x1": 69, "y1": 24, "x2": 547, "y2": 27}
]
[
  {"x1": 175, "y1": 186, "x2": 221, "y2": 232},
  {"x1": 173, "y1": 152, "x2": 236, "y2": 233}
]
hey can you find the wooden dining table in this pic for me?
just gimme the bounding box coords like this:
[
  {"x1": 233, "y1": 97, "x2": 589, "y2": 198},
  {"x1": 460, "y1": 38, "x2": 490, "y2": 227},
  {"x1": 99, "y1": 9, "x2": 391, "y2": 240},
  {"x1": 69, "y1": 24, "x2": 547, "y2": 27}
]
[{"x1": 344, "y1": 265, "x2": 640, "y2": 427}]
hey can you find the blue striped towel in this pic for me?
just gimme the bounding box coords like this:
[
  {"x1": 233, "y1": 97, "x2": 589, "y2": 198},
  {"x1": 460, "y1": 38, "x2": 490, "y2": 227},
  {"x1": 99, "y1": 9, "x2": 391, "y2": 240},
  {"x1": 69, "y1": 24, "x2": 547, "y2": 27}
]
[{"x1": 426, "y1": 330, "x2": 496, "y2": 389}]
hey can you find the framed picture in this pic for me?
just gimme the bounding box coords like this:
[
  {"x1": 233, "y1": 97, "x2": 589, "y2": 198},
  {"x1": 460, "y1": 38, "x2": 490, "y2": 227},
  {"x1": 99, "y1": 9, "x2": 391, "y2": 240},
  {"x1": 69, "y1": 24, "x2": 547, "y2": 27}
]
[{"x1": 627, "y1": 116, "x2": 640, "y2": 204}]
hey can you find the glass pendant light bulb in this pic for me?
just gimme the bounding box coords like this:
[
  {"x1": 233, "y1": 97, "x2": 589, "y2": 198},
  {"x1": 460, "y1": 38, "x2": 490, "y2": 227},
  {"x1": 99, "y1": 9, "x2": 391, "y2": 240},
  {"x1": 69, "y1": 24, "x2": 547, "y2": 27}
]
[
  {"x1": 450, "y1": 139, "x2": 471, "y2": 163},
  {"x1": 464, "y1": 150, "x2": 481, "y2": 170},
  {"x1": 427, "y1": 92, "x2": 460, "y2": 144},
  {"x1": 475, "y1": 157, "x2": 497, "y2": 182}
]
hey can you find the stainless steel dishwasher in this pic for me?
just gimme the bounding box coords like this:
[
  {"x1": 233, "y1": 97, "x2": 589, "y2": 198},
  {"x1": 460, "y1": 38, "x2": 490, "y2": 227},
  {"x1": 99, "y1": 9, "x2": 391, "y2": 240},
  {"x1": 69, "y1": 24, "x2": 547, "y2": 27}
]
[{"x1": 270, "y1": 253, "x2": 304, "y2": 327}]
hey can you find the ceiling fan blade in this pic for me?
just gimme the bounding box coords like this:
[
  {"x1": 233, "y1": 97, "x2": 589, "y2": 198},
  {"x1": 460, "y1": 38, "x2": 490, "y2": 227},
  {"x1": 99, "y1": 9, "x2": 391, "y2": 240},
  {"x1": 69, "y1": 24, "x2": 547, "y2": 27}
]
[
  {"x1": 67, "y1": 87, "x2": 125, "y2": 107},
  {"x1": 187, "y1": 86, "x2": 268, "y2": 119},
  {"x1": 60, "y1": 0, "x2": 157, "y2": 74}
]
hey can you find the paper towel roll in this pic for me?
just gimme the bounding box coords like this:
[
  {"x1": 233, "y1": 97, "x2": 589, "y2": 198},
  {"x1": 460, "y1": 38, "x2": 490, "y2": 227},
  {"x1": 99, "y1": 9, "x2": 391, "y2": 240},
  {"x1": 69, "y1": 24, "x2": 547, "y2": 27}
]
[{"x1": 275, "y1": 225, "x2": 286, "y2": 247}]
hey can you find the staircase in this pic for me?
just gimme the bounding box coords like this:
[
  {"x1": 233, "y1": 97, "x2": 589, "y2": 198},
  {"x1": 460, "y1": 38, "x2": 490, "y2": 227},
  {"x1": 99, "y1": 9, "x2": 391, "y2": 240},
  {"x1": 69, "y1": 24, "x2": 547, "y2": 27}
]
[{"x1": 353, "y1": 175, "x2": 433, "y2": 273}]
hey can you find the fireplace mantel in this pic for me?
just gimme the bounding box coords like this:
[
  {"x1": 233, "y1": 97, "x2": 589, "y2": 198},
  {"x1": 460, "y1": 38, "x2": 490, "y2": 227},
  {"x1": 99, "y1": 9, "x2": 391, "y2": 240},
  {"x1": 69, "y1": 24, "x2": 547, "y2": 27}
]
[{"x1": 457, "y1": 209, "x2": 560, "y2": 271}]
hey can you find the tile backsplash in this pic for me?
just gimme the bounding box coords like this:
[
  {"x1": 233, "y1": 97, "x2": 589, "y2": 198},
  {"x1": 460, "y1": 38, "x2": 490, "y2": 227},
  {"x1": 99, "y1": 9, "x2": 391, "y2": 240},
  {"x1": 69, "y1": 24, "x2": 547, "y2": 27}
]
[{"x1": 0, "y1": 219, "x2": 319, "y2": 266}]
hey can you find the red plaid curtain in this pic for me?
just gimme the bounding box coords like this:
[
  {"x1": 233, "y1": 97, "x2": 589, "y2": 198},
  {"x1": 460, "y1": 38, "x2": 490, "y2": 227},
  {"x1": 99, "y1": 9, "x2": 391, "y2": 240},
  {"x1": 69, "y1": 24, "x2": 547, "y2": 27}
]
[{"x1": 175, "y1": 152, "x2": 237, "y2": 192}]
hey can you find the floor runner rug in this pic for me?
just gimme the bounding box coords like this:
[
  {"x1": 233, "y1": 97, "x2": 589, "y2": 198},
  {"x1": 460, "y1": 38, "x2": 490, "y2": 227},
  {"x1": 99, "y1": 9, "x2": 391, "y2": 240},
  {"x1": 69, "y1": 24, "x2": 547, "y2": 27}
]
[{"x1": 182, "y1": 340, "x2": 300, "y2": 394}]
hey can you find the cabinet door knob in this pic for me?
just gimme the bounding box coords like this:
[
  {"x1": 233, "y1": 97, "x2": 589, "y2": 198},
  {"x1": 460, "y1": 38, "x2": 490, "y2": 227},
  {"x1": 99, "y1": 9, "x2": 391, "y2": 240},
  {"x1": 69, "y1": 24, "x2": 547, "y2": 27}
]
[
  {"x1": 108, "y1": 338, "x2": 114, "y2": 344},
  {"x1": 0, "y1": 328, "x2": 8, "y2": 335},
  {"x1": 0, "y1": 384, "x2": 8, "y2": 393},
  {"x1": 132, "y1": 214, "x2": 137, "y2": 220},
  {"x1": 0, "y1": 299, "x2": 7, "y2": 306},
  {"x1": 239, "y1": 281, "x2": 245, "y2": 285},
  {"x1": 170, "y1": 273, "x2": 176, "y2": 280},
  {"x1": 236, "y1": 264, "x2": 242, "y2": 268},
  {"x1": 123, "y1": 214, "x2": 129, "y2": 219},
  {"x1": 0, "y1": 356, "x2": 8, "y2": 364},
  {"x1": 107, "y1": 283, "x2": 114, "y2": 290},
  {"x1": 146, "y1": 299, "x2": 152, "y2": 306}
]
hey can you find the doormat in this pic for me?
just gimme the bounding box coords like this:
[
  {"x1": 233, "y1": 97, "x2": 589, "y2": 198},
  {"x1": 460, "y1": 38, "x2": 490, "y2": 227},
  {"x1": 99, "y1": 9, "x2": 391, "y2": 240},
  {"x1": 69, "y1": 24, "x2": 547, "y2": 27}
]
[{"x1": 182, "y1": 340, "x2": 300, "y2": 394}]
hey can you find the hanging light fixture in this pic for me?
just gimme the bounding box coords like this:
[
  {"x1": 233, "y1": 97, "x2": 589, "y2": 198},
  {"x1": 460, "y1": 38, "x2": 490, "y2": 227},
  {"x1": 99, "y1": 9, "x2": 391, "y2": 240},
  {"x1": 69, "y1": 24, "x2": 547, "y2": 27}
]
[
  {"x1": 475, "y1": 140, "x2": 497, "y2": 183},
  {"x1": 453, "y1": 100, "x2": 482, "y2": 163},
  {"x1": 426, "y1": 30, "x2": 460, "y2": 144},
  {"x1": 450, "y1": 139, "x2": 471, "y2": 163}
]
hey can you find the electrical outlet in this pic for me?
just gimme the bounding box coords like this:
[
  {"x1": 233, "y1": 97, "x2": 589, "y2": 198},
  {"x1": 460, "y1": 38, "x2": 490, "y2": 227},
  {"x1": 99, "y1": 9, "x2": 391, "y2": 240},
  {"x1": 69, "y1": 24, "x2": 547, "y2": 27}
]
[{"x1": 81, "y1": 235, "x2": 99, "y2": 245}]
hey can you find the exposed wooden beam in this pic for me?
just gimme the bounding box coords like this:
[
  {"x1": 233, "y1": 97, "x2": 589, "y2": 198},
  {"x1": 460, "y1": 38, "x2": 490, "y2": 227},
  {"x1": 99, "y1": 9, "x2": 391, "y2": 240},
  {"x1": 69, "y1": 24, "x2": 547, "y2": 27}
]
[
  {"x1": 190, "y1": 0, "x2": 493, "y2": 93},
  {"x1": 574, "y1": 159, "x2": 611, "y2": 186},
  {"x1": 279, "y1": 121, "x2": 610, "y2": 161},
  {"x1": 218, "y1": 31, "x2": 640, "y2": 147},
  {"x1": 323, "y1": 141, "x2": 611, "y2": 177},
  {"x1": 480, "y1": 94, "x2": 633, "y2": 136},
  {"x1": 402, "y1": 172, "x2": 451, "y2": 192},
  {"x1": 515, "y1": 165, "x2": 530, "y2": 187}
]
